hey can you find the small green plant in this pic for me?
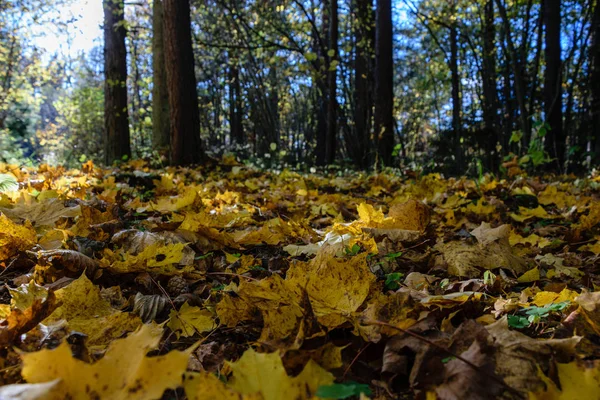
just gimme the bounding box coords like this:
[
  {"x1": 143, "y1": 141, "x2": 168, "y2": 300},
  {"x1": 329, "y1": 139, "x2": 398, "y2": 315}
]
[
  {"x1": 195, "y1": 252, "x2": 214, "y2": 260},
  {"x1": 345, "y1": 243, "x2": 361, "y2": 256},
  {"x1": 384, "y1": 272, "x2": 404, "y2": 290},
  {"x1": 385, "y1": 251, "x2": 403, "y2": 260},
  {"x1": 508, "y1": 301, "x2": 570, "y2": 328},
  {"x1": 483, "y1": 270, "x2": 496, "y2": 286},
  {"x1": 316, "y1": 381, "x2": 372, "y2": 399}
]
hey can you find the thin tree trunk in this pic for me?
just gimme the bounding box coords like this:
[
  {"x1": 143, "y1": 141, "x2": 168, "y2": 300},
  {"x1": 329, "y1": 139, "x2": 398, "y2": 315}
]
[
  {"x1": 543, "y1": 0, "x2": 564, "y2": 169},
  {"x1": 590, "y1": 0, "x2": 600, "y2": 163},
  {"x1": 354, "y1": 0, "x2": 374, "y2": 169},
  {"x1": 482, "y1": 1, "x2": 499, "y2": 138},
  {"x1": 103, "y1": 0, "x2": 131, "y2": 165},
  {"x1": 152, "y1": 0, "x2": 170, "y2": 152},
  {"x1": 229, "y1": 61, "x2": 243, "y2": 144},
  {"x1": 316, "y1": 0, "x2": 329, "y2": 165},
  {"x1": 374, "y1": 0, "x2": 394, "y2": 166},
  {"x1": 163, "y1": 0, "x2": 203, "y2": 165},
  {"x1": 449, "y1": 18, "x2": 462, "y2": 170},
  {"x1": 326, "y1": 0, "x2": 338, "y2": 164}
]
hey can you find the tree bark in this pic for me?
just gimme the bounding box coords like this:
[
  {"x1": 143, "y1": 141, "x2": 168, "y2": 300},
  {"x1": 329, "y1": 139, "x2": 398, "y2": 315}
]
[
  {"x1": 152, "y1": 0, "x2": 170, "y2": 152},
  {"x1": 591, "y1": 0, "x2": 600, "y2": 164},
  {"x1": 482, "y1": 0, "x2": 498, "y2": 137},
  {"x1": 354, "y1": 0, "x2": 374, "y2": 169},
  {"x1": 229, "y1": 61, "x2": 244, "y2": 144},
  {"x1": 374, "y1": 0, "x2": 394, "y2": 166},
  {"x1": 449, "y1": 19, "x2": 462, "y2": 169},
  {"x1": 103, "y1": 0, "x2": 131, "y2": 165},
  {"x1": 543, "y1": 0, "x2": 564, "y2": 169},
  {"x1": 316, "y1": 0, "x2": 329, "y2": 166},
  {"x1": 325, "y1": 0, "x2": 338, "y2": 164},
  {"x1": 163, "y1": 0, "x2": 203, "y2": 165}
]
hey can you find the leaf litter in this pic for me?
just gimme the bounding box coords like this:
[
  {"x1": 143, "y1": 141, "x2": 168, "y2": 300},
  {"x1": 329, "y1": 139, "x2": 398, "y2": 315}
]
[{"x1": 0, "y1": 160, "x2": 600, "y2": 398}]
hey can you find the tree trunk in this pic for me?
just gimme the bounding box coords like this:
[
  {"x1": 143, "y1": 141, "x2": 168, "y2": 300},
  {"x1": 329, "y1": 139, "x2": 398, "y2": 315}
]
[
  {"x1": 543, "y1": 0, "x2": 564, "y2": 169},
  {"x1": 482, "y1": 1, "x2": 498, "y2": 138},
  {"x1": 591, "y1": 0, "x2": 600, "y2": 164},
  {"x1": 481, "y1": 0, "x2": 500, "y2": 168},
  {"x1": 152, "y1": 0, "x2": 170, "y2": 152},
  {"x1": 229, "y1": 61, "x2": 243, "y2": 144},
  {"x1": 449, "y1": 20, "x2": 462, "y2": 170},
  {"x1": 374, "y1": 0, "x2": 394, "y2": 166},
  {"x1": 103, "y1": 0, "x2": 131, "y2": 165},
  {"x1": 163, "y1": 0, "x2": 203, "y2": 165},
  {"x1": 316, "y1": 0, "x2": 329, "y2": 166},
  {"x1": 354, "y1": 0, "x2": 374, "y2": 169},
  {"x1": 326, "y1": 0, "x2": 338, "y2": 164}
]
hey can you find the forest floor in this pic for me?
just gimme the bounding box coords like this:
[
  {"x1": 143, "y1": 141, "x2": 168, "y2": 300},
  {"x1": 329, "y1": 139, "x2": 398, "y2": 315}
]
[{"x1": 0, "y1": 157, "x2": 600, "y2": 399}]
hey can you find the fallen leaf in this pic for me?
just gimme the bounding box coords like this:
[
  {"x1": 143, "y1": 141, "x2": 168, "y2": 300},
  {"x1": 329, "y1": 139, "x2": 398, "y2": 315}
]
[
  {"x1": 167, "y1": 302, "x2": 216, "y2": 338},
  {"x1": 21, "y1": 323, "x2": 193, "y2": 400}
]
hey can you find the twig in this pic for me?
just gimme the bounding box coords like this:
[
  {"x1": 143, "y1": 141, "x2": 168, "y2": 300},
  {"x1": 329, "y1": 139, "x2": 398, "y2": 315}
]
[
  {"x1": 342, "y1": 342, "x2": 370, "y2": 380},
  {"x1": 206, "y1": 272, "x2": 260, "y2": 281}
]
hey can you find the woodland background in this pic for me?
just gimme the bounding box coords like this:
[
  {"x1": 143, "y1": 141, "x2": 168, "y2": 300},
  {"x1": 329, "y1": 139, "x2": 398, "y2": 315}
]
[{"x1": 0, "y1": 0, "x2": 598, "y2": 174}]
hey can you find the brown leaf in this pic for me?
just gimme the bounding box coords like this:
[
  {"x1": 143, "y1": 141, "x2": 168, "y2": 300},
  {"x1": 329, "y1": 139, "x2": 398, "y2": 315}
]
[
  {"x1": 33, "y1": 249, "x2": 99, "y2": 280},
  {"x1": 0, "y1": 291, "x2": 58, "y2": 346}
]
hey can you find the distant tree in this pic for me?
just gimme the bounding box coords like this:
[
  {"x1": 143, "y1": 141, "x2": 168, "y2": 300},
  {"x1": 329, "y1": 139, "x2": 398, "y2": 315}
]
[
  {"x1": 592, "y1": 0, "x2": 600, "y2": 164},
  {"x1": 543, "y1": 0, "x2": 564, "y2": 169},
  {"x1": 373, "y1": 0, "x2": 394, "y2": 166},
  {"x1": 449, "y1": 0, "x2": 461, "y2": 169},
  {"x1": 353, "y1": 0, "x2": 375, "y2": 169},
  {"x1": 103, "y1": 0, "x2": 131, "y2": 165},
  {"x1": 326, "y1": 0, "x2": 339, "y2": 164},
  {"x1": 163, "y1": 0, "x2": 203, "y2": 165},
  {"x1": 152, "y1": 0, "x2": 169, "y2": 152},
  {"x1": 229, "y1": 59, "x2": 243, "y2": 144}
]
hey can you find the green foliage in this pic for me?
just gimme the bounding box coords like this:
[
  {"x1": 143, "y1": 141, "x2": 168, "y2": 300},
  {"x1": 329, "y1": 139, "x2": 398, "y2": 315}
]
[
  {"x1": 508, "y1": 301, "x2": 570, "y2": 328},
  {"x1": 384, "y1": 272, "x2": 404, "y2": 290},
  {"x1": 345, "y1": 244, "x2": 361, "y2": 256},
  {"x1": 0, "y1": 173, "x2": 19, "y2": 192},
  {"x1": 316, "y1": 382, "x2": 372, "y2": 399}
]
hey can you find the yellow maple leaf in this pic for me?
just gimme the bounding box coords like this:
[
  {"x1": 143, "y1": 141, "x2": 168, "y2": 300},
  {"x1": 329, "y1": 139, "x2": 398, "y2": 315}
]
[
  {"x1": 226, "y1": 348, "x2": 334, "y2": 400},
  {"x1": 300, "y1": 252, "x2": 375, "y2": 328},
  {"x1": 579, "y1": 240, "x2": 600, "y2": 255},
  {"x1": 577, "y1": 203, "x2": 600, "y2": 231},
  {"x1": 167, "y1": 302, "x2": 216, "y2": 338},
  {"x1": 357, "y1": 203, "x2": 385, "y2": 225},
  {"x1": 184, "y1": 372, "x2": 261, "y2": 400},
  {"x1": 509, "y1": 231, "x2": 551, "y2": 248},
  {"x1": 510, "y1": 206, "x2": 552, "y2": 222},
  {"x1": 44, "y1": 274, "x2": 141, "y2": 346},
  {"x1": 517, "y1": 267, "x2": 540, "y2": 283},
  {"x1": 20, "y1": 324, "x2": 192, "y2": 400},
  {"x1": 146, "y1": 186, "x2": 199, "y2": 212},
  {"x1": 0, "y1": 214, "x2": 36, "y2": 261},
  {"x1": 530, "y1": 360, "x2": 600, "y2": 400},
  {"x1": 9, "y1": 281, "x2": 49, "y2": 310},
  {"x1": 109, "y1": 242, "x2": 193, "y2": 275},
  {"x1": 217, "y1": 276, "x2": 304, "y2": 343},
  {"x1": 531, "y1": 289, "x2": 579, "y2": 307},
  {"x1": 464, "y1": 200, "x2": 495, "y2": 215},
  {"x1": 538, "y1": 185, "x2": 575, "y2": 209}
]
